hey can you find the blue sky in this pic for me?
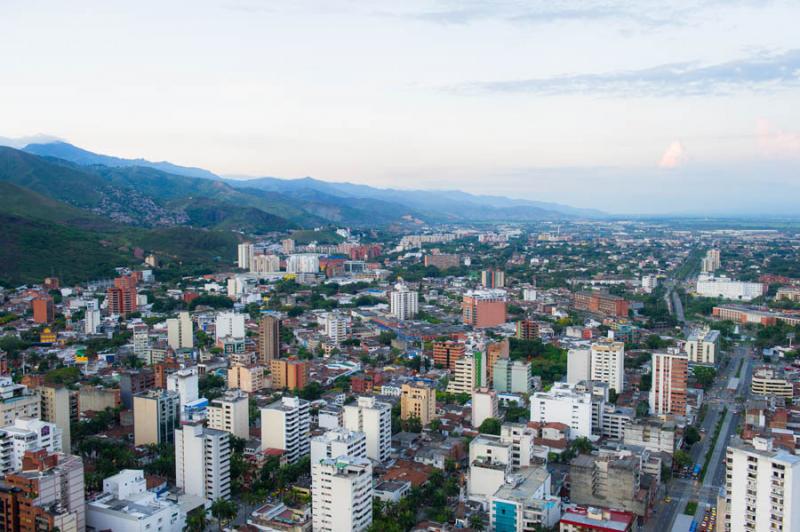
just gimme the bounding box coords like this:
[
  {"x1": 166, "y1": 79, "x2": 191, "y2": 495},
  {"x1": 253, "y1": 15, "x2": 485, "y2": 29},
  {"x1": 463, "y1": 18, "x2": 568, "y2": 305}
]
[{"x1": 1, "y1": 0, "x2": 799, "y2": 215}]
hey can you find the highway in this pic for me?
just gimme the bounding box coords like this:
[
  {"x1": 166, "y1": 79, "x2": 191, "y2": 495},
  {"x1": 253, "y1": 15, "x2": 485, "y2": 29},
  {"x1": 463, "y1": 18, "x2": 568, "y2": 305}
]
[{"x1": 644, "y1": 345, "x2": 752, "y2": 532}]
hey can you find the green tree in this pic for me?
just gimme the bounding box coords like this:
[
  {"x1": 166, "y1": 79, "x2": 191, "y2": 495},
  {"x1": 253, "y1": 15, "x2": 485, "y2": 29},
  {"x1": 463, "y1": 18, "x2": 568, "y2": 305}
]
[
  {"x1": 210, "y1": 498, "x2": 238, "y2": 531},
  {"x1": 478, "y1": 417, "x2": 502, "y2": 435},
  {"x1": 636, "y1": 400, "x2": 650, "y2": 418},
  {"x1": 572, "y1": 437, "x2": 593, "y2": 454},
  {"x1": 674, "y1": 449, "x2": 693, "y2": 470},
  {"x1": 184, "y1": 509, "x2": 208, "y2": 531},
  {"x1": 684, "y1": 426, "x2": 701, "y2": 446},
  {"x1": 469, "y1": 512, "x2": 486, "y2": 531}
]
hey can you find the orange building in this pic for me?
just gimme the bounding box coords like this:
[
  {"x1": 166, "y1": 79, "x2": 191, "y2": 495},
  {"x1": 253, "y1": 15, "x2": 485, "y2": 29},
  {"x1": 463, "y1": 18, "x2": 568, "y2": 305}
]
[
  {"x1": 269, "y1": 358, "x2": 309, "y2": 391},
  {"x1": 228, "y1": 364, "x2": 267, "y2": 393},
  {"x1": 31, "y1": 297, "x2": 54, "y2": 324},
  {"x1": 573, "y1": 291, "x2": 629, "y2": 318},
  {"x1": 486, "y1": 339, "x2": 509, "y2": 386},
  {"x1": 516, "y1": 319, "x2": 539, "y2": 341},
  {"x1": 462, "y1": 290, "x2": 507, "y2": 328},
  {"x1": 106, "y1": 275, "x2": 138, "y2": 316},
  {"x1": 39, "y1": 328, "x2": 56, "y2": 344},
  {"x1": 650, "y1": 351, "x2": 688, "y2": 416},
  {"x1": 433, "y1": 341, "x2": 466, "y2": 370}
]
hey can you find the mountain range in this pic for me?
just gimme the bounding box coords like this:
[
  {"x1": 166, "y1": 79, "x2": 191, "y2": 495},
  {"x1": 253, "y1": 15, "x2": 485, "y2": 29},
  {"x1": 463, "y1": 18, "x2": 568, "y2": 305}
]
[{"x1": 0, "y1": 139, "x2": 602, "y2": 284}]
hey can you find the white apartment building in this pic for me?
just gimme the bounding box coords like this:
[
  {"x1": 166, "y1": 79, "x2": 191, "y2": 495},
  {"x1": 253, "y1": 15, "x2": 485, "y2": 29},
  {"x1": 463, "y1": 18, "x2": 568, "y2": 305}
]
[
  {"x1": 641, "y1": 275, "x2": 658, "y2": 293},
  {"x1": 132, "y1": 324, "x2": 149, "y2": 359},
  {"x1": 0, "y1": 417, "x2": 62, "y2": 473},
  {"x1": 724, "y1": 437, "x2": 800, "y2": 532},
  {"x1": 342, "y1": 396, "x2": 392, "y2": 463},
  {"x1": 287, "y1": 253, "x2": 320, "y2": 274},
  {"x1": 684, "y1": 328, "x2": 720, "y2": 365},
  {"x1": 207, "y1": 389, "x2": 250, "y2": 440},
  {"x1": 237, "y1": 243, "x2": 254, "y2": 270},
  {"x1": 390, "y1": 281, "x2": 419, "y2": 320},
  {"x1": 215, "y1": 311, "x2": 246, "y2": 341},
  {"x1": 310, "y1": 428, "x2": 367, "y2": 464},
  {"x1": 251, "y1": 254, "x2": 281, "y2": 274},
  {"x1": 696, "y1": 274, "x2": 764, "y2": 301},
  {"x1": 175, "y1": 422, "x2": 231, "y2": 502},
  {"x1": 0, "y1": 377, "x2": 41, "y2": 427},
  {"x1": 472, "y1": 388, "x2": 499, "y2": 429},
  {"x1": 590, "y1": 339, "x2": 625, "y2": 393},
  {"x1": 167, "y1": 311, "x2": 193, "y2": 350},
  {"x1": 87, "y1": 469, "x2": 186, "y2": 532},
  {"x1": 530, "y1": 382, "x2": 593, "y2": 439},
  {"x1": 750, "y1": 367, "x2": 794, "y2": 398},
  {"x1": 166, "y1": 367, "x2": 199, "y2": 408},
  {"x1": 701, "y1": 249, "x2": 721, "y2": 273},
  {"x1": 311, "y1": 456, "x2": 373, "y2": 532},
  {"x1": 261, "y1": 396, "x2": 310, "y2": 463},
  {"x1": 500, "y1": 422, "x2": 539, "y2": 468},
  {"x1": 468, "y1": 434, "x2": 513, "y2": 501},
  {"x1": 323, "y1": 312, "x2": 348, "y2": 344},
  {"x1": 567, "y1": 348, "x2": 592, "y2": 385},
  {"x1": 447, "y1": 353, "x2": 486, "y2": 395},
  {"x1": 85, "y1": 308, "x2": 101, "y2": 334},
  {"x1": 493, "y1": 359, "x2": 533, "y2": 394}
]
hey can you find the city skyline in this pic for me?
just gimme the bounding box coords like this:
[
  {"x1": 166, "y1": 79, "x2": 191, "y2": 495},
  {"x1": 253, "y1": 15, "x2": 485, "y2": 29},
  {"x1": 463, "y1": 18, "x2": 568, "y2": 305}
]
[{"x1": 2, "y1": 0, "x2": 800, "y2": 215}]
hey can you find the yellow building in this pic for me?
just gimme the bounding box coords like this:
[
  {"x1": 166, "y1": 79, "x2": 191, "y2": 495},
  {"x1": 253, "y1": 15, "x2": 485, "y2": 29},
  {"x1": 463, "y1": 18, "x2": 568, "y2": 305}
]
[
  {"x1": 40, "y1": 328, "x2": 57, "y2": 343},
  {"x1": 228, "y1": 364, "x2": 266, "y2": 393},
  {"x1": 400, "y1": 382, "x2": 437, "y2": 426}
]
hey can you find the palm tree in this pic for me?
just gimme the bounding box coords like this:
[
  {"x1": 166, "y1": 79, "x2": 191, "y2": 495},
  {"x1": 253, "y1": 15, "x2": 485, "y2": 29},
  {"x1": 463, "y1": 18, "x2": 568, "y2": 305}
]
[
  {"x1": 210, "y1": 498, "x2": 238, "y2": 531},
  {"x1": 184, "y1": 509, "x2": 207, "y2": 531}
]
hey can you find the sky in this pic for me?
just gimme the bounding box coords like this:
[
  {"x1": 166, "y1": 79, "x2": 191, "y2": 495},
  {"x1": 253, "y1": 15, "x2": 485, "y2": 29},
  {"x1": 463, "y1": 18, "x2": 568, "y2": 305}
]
[{"x1": 1, "y1": 0, "x2": 800, "y2": 215}]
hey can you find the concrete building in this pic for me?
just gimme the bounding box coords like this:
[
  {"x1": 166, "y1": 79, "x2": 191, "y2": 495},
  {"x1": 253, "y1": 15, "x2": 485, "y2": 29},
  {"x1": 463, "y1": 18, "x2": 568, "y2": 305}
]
[
  {"x1": 132, "y1": 323, "x2": 150, "y2": 359},
  {"x1": 567, "y1": 348, "x2": 592, "y2": 385},
  {"x1": 573, "y1": 291, "x2": 629, "y2": 318},
  {"x1": 423, "y1": 253, "x2": 459, "y2": 269},
  {"x1": 251, "y1": 254, "x2": 280, "y2": 274},
  {"x1": 87, "y1": 469, "x2": 186, "y2": 532},
  {"x1": 166, "y1": 367, "x2": 199, "y2": 411},
  {"x1": 400, "y1": 382, "x2": 437, "y2": 427},
  {"x1": 569, "y1": 453, "x2": 648, "y2": 518},
  {"x1": 487, "y1": 339, "x2": 510, "y2": 387},
  {"x1": 261, "y1": 396, "x2": 310, "y2": 463},
  {"x1": 310, "y1": 428, "x2": 367, "y2": 464},
  {"x1": 323, "y1": 312, "x2": 348, "y2": 344},
  {"x1": 723, "y1": 437, "x2": 800, "y2": 532},
  {"x1": 215, "y1": 311, "x2": 245, "y2": 341},
  {"x1": 493, "y1": 359, "x2": 533, "y2": 394},
  {"x1": 311, "y1": 456, "x2": 373, "y2": 532},
  {"x1": 270, "y1": 358, "x2": 309, "y2": 391},
  {"x1": 257, "y1": 314, "x2": 280, "y2": 365},
  {"x1": 649, "y1": 350, "x2": 688, "y2": 416},
  {"x1": 166, "y1": 311, "x2": 193, "y2": 350},
  {"x1": 119, "y1": 369, "x2": 155, "y2": 409},
  {"x1": 32, "y1": 296, "x2": 55, "y2": 324},
  {"x1": 600, "y1": 405, "x2": 635, "y2": 440},
  {"x1": 695, "y1": 274, "x2": 764, "y2": 301},
  {"x1": 530, "y1": 382, "x2": 593, "y2": 439},
  {"x1": 701, "y1": 248, "x2": 721, "y2": 273},
  {"x1": 641, "y1": 274, "x2": 658, "y2": 293},
  {"x1": 207, "y1": 389, "x2": 250, "y2": 440},
  {"x1": 468, "y1": 435, "x2": 513, "y2": 501},
  {"x1": 343, "y1": 396, "x2": 392, "y2": 463},
  {"x1": 39, "y1": 384, "x2": 73, "y2": 455},
  {"x1": 286, "y1": 253, "x2": 320, "y2": 274},
  {"x1": 447, "y1": 353, "x2": 486, "y2": 395},
  {"x1": 590, "y1": 339, "x2": 625, "y2": 394},
  {"x1": 238, "y1": 243, "x2": 254, "y2": 269},
  {"x1": 84, "y1": 307, "x2": 101, "y2": 334},
  {"x1": 500, "y1": 423, "x2": 540, "y2": 468},
  {"x1": 462, "y1": 289, "x2": 507, "y2": 328},
  {"x1": 472, "y1": 388, "x2": 499, "y2": 429},
  {"x1": 750, "y1": 367, "x2": 795, "y2": 398},
  {"x1": 684, "y1": 327, "x2": 720, "y2": 365},
  {"x1": 133, "y1": 390, "x2": 180, "y2": 446},
  {"x1": 623, "y1": 419, "x2": 676, "y2": 454},
  {"x1": 0, "y1": 417, "x2": 62, "y2": 474},
  {"x1": 515, "y1": 319, "x2": 539, "y2": 341},
  {"x1": 390, "y1": 281, "x2": 419, "y2": 320},
  {"x1": 78, "y1": 385, "x2": 120, "y2": 413},
  {"x1": 175, "y1": 421, "x2": 231, "y2": 502},
  {"x1": 560, "y1": 506, "x2": 636, "y2": 532},
  {"x1": 227, "y1": 363, "x2": 266, "y2": 393},
  {"x1": 0, "y1": 376, "x2": 42, "y2": 426},
  {"x1": 490, "y1": 465, "x2": 561, "y2": 531},
  {"x1": 432, "y1": 340, "x2": 466, "y2": 370},
  {"x1": 481, "y1": 269, "x2": 505, "y2": 289},
  {"x1": 1, "y1": 451, "x2": 86, "y2": 532}
]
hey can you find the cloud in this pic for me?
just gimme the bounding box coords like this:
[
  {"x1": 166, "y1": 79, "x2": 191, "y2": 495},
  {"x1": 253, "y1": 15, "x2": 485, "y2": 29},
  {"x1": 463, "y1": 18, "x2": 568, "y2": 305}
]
[
  {"x1": 453, "y1": 49, "x2": 800, "y2": 97},
  {"x1": 659, "y1": 141, "x2": 687, "y2": 168},
  {"x1": 756, "y1": 118, "x2": 800, "y2": 158}
]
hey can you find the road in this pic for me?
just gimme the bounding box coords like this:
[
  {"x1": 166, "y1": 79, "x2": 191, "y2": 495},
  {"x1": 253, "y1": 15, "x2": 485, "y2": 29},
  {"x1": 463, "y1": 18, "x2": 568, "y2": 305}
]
[{"x1": 644, "y1": 345, "x2": 752, "y2": 532}]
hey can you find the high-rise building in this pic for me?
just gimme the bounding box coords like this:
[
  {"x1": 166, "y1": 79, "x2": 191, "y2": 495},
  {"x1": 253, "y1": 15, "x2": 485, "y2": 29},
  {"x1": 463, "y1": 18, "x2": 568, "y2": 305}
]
[
  {"x1": 31, "y1": 296, "x2": 54, "y2": 324},
  {"x1": 0, "y1": 418, "x2": 63, "y2": 473},
  {"x1": 390, "y1": 281, "x2": 419, "y2": 320},
  {"x1": 701, "y1": 248, "x2": 721, "y2": 273},
  {"x1": 432, "y1": 341, "x2": 466, "y2": 370},
  {"x1": 282, "y1": 238, "x2": 295, "y2": 254},
  {"x1": 695, "y1": 274, "x2": 764, "y2": 301},
  {"x1": 84, "y1": 307, "x2": 101, "y2": 334},
  {"x1": 215, "y1": 312, "x2": 245, "y2": 341},
  {"x1": 310, "y1": 428, "x2": 367, "y2": 464},
  {"x1": 258, "y1": 314, "x2": 280, "y2": 365},
  {"x1": 569, "y1": 452, "x2": 648, "y2": 518},
  {"x1": 486, "y1": 339, "x2": 509, "y2": 387},
  {"x1": 39, "y1": 385, "x2": 73, "y2": 455},
  {"x1": 492, "y1": 359, "x2": 533, "y2": 394},
  {"x1": 400, "y1": 382, "x2": 437, "y2": 426},
  {"x1": 261, "y1": 396, "x2": 310, "y2": 463},
  {"x1": 0, "y1": 377, "x2": 41, "y2": 428},
  {"x1": 471, "y1": 388, "x2": 498, "y2": 428},
  {"x1": 530, "y1": 382, "x2": 593, "y2": 439},
  {"x1": 481, "y1": 269, "x2": 505, "y2": 288},
  {"x1": 167, "y1": 312, "x2": 193, "y2": 350},
  {"x1": 447, "y1": 353, "x2": 486, "y2": 395},
  {"x1": 175, "y1": 422, "x2": 231, "y2": 502},
  {"x1": 567, "y1": 348, "x2": 592, "y2": 385},
  {"x1": 132, "y1": 323, "x2": 150, "y2": 360},
  {"x1": 462, "y1": 289, "x2": 507, "y2": 328},
  {"x1": 515, "y1": 319, "x2": 539, "y2": 341},
  {"x1": 269, "y1": 358, "x2": 308, "y2": 391},
  {"x1": 286, "y1": 253, "x2": 320, "y2": 274},
  {"x1": 311, "y1": 456, "x2": 373, "y2": 532},
  {"x1": 323, "y1": 312, "x2": 348, "y2": 344},
  {"x1": 342, "y1": 396, "x2": 392, "y2": 463},
  {"x1": 237, "y1": 243, "x2": 254, "y2": 270},
  {"x1": 166, "y1": 367, "x2": 199, "y2": 420},
  {"x1": 684, "y1": 328, "x2": 720, "y2": 365},
  {"x1": 119, "y1": 369, "x2": 155, "y2": 409},
  {"x1": 227, "y1": 364, "x2": 266, "y2": 393},
  {"x1": 0, "y1": 451, "x2": 86, "y2": 532},
  {"x1": 133, "y1": 390, "x2": 180, "y2": 446},
  {"x1": 423, "y1": 254, "x2": 459, "y2": 269},
  {"x1": 590, "y1": 339, "x2": 625, "y2": 394},
  {"x1": 649, "y1": 350, "x2": 688, "y2": 416},
  {"x1": 723, "y1": 437, "x2": 800, "y2": 532},
  {"x1": 107, "y1": 275, "x2": 138, "y2": 316},
  {"x1": 250, "y1": 254, "x2": 280, "y2": 274},
  {"x1": 573, "y1": 291, "x2": 629, "y2": 318},
  {"x1": 207, "y1": 389, "x2": 250, "y2": 440}
]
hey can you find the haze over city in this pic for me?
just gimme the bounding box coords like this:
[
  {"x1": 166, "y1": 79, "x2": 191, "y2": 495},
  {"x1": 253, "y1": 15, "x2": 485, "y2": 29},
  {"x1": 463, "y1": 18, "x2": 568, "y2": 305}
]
[{"x1": 2, "y1": 0, "x2": 800, "y2": 214}]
